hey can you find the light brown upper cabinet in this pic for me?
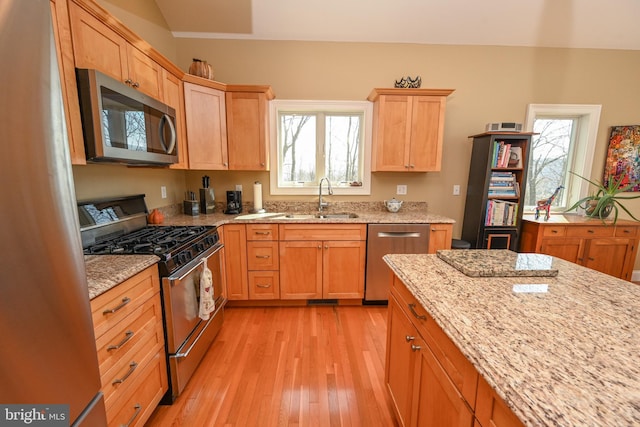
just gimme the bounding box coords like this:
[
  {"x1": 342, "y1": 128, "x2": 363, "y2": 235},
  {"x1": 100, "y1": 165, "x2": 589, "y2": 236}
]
[
  {"x1": 225, "y1": 85, "x2": 275, "y2": 171},
  {"x1": 69, "y1": 2, "x2": 163, "y2": 100},
  {"x1": 183, "y1": 75, "x2": 228, "y2": 170},
  {"x1": 163, "y1": 70, "x2": 189, "y2": 169},
  {"x1": 368, "y1": 88, "x2": 454, "y2": 172},
  {"x1": 51, "y1": 0, "x2": 86, "y2": 164}
]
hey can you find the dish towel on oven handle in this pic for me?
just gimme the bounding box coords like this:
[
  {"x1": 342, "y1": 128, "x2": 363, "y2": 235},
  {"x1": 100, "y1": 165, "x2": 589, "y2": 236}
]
[{"x1": 199, "y1": 259, "x2": 215, "y2": 320}]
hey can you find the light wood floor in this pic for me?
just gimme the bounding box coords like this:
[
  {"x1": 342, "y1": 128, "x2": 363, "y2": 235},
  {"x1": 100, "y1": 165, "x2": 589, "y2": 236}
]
[{"x1": 146, "y1": 305, "x2": 398, "y2": 427}]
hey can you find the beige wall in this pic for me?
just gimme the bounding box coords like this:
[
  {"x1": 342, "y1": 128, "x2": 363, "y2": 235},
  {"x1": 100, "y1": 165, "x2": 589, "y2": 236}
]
[{"x1": 76, "y1": 4, "x2": 640, "y2": 269}]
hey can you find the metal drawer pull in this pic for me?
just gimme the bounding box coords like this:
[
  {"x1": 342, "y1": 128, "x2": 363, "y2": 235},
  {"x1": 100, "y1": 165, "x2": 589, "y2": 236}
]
[
  {"x1": 587, "y1": 229, "x2": 594, "y2": 233},
  {"x1": 551, "y1": 230, "x2": 558, "y2": 234},
  {"x1": 112, "y1": 361, "x2": 138, "y2": 385},
  {"x1": 256, "y1": 255, "x2": 271, "y2": 258},
  {"x1": 408, "y1": 303, "x2": 427, "y2": 320},
  {"x1": 257, "y1": 284, "x2": 272, "y2": 288},
  {"x1": 107, "y1": 330, "x2": 134, "y2": 351},
  {"x1": 103, "y1": 297, "x2": 131, "y2": 315},
  {"x1": 121, "y1": 404, "x2": 141, "y2": 427},
  {"x1": 411, "y1": 344, "x2": 422, "y2": 352},
  {"x1": 405, "y1": 335, "x2": 415, "y2": 342},
  {"x1": 255, "y1": 231, "x2": 271, "y2": 235}
]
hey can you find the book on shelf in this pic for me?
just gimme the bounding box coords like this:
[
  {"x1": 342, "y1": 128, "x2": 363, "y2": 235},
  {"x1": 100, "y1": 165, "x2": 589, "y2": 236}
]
[
  {"x1": 492, "y1": 141, "x2": 523, "y2": 169},
  {"x1": 492, "y1": 141, "x2": 513, "y2": 168},
  {"x1": 485, "y1": 200, "x2": 519, "y2": 226},
  {"x1": 488, "y1": 171, "x2": 519, "y2": 197}
]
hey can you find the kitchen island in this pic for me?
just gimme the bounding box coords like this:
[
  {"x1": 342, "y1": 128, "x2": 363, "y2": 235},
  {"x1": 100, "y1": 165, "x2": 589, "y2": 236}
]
[{"x1": 383, "y1": 251, "x2": 640, "y2": 426}]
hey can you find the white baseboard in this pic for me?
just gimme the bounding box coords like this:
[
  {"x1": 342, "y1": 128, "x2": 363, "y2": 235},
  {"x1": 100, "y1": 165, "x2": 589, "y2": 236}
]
[{"x1": 632, "y1": 270, "x2": 640, "y2": 282}]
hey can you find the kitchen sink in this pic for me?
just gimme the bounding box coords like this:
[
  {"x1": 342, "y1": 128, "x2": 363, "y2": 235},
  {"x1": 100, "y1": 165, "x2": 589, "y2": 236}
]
[
  {"x1": 270, "y1": 212, "x2": 359, "y2": 220},
  {"x1": 315, "y1": 212, "x2": 358, "y2": 219}
]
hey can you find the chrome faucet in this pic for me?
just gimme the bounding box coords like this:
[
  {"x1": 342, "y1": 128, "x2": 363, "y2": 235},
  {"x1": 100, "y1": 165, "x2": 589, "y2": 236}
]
[{"x1": 318, "y1": 177, "x2": 333, "y2": 211}]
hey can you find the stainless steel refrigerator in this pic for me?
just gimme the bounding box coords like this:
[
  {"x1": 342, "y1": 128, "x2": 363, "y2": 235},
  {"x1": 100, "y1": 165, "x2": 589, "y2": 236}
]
[{"x1": 0, "y1": 1, "x2": 107, "y2": 425}]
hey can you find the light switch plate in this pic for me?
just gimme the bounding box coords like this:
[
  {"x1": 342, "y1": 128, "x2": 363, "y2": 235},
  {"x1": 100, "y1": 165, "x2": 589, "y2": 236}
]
[
  {"x1": 453, "y1": 185, "x2": 460, "y2": 196},
  {"x1": 161, "y1": 186, "x2": 167, "y2": 199},
  {"x1": 397, "y1": 185, "x2": 407, "y2": 195}
]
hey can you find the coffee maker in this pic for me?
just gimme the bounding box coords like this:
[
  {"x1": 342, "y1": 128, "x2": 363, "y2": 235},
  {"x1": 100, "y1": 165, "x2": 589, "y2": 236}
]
[{"x1": 224, "y1": 190, "x2": 242, "y2": 214}]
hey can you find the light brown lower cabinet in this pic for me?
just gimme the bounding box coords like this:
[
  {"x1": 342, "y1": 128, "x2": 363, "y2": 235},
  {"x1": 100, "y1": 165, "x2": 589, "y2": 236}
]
[
  {"x1": 520, "y1": 218, "x2": 640, "y2": 281},
  {"x1": 386, "y1": 275, "x2": 523, "y2": 427},
  {"x1": 279, "y1": 224, "x2": 366, "y2": 300},
  {"x1": 90, "y1": 265, "x2": 167, "y2": 426}
]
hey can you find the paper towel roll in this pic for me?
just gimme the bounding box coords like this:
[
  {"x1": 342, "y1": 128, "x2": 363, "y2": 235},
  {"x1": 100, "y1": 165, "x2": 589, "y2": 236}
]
[{"x1": 253, "y1": 182, "x2": 263, "y2": 211}]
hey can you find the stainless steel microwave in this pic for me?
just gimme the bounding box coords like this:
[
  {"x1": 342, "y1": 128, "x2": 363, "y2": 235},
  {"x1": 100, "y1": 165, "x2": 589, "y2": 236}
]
[{"x1": 76, "y1": 68, "x2": 178, "y2": 165}]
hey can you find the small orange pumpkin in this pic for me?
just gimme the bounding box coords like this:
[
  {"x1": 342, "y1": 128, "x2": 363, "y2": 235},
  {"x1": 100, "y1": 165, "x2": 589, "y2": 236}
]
[{"x1": 148, "y1": 209, "x2": 164, "y2": 224}]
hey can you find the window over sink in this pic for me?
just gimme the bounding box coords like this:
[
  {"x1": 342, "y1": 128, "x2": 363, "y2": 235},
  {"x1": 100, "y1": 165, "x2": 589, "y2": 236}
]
[{"x1": 269, "y1": 100, "x2": 372, "y2": 195}]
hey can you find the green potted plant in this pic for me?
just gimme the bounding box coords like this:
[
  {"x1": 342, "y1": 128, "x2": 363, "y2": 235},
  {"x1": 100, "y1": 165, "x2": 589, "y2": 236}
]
[{"x1": 566, "y1": 171, "x2": 640, "y2": 223}]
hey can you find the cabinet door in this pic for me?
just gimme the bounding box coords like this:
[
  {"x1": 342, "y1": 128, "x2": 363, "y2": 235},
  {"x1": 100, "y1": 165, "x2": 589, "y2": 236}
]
[
  {"x1": 409, "y1": 96, "x2": 446, "y2": 172},
  {"x1": 583, "y1": 238, "x2": 635, "y2": 279},
  {"x1": 386, "y1": 296, "x2": 418, "y2": 427},
  {"x1": 126, "y1": 44, "x2": 163, "y2": 99},
  {"x1": 69, "y1": 3, "x2": 129, "y2": 83},
  {"x1": 226, "y1": 91, "x2": 269, "y2": 170},
  {"x1": 279, "y1": 241, "x2": 322, "y2": 299},
  {"x1": 221, "y1": 224, "x2": 248, "y2": 300},
  {"x1": 322, "y1": 240, "x2": 366, "y2": 299},
  {"x1": 183, "y1": 82, "x2": 228, "y2": 170},
  {"x1": 412, "y1": 336, "x2": 474, "y2": 427},
  {"x1": 372, "y1": 95, "x2": 412, "y2": 171},
  {"x1": 539, "y1": 237, "x2": 584, "y2": 264},
  {"x1": 164, "y1": 71, "x2": 189, "y2": 169},
  {"x1": 51, "y1": 0, "x2": 86, "y2": 165},
  {"x1": 428, "y1": 224, "x2": 452, "y2": 254}
]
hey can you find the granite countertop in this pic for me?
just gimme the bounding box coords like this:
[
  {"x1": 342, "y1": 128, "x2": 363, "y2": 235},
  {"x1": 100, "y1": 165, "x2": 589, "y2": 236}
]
[
  {"x1": 85, "y1": 254, "x2": 159, "y2": 299},
  {"x1": 156, "y1": 201, "x2": 455, "y2": 227},
  {"x1": 436, "y1": 249, "x2": 559, "y2": 277},
  {"x1": 383, "y1": 252, "x2": 640, "y2": 427}
]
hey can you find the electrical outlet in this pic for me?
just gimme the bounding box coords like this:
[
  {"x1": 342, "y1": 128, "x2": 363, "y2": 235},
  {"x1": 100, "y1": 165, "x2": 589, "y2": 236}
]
[
  {"x1": 397, "y1": 185, "x2": 407, "y2": 195},
  {"x1": 161, "y1": 186, "x2": 167, "y2": 199},
  {"x1": 236, "y1": 184, "x2": 243, "y2": 192},
  {"x1": 453, "y1": 185, "x2": 460, "y2": 196}
]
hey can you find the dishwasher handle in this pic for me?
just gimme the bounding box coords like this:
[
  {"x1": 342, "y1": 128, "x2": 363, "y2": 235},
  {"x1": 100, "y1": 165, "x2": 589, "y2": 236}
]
[{"x1": 377, "y1": 231, "x2": 423, "y2": 238}]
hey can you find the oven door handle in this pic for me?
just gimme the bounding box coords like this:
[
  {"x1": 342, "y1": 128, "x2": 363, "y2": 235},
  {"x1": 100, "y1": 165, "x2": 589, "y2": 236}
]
[
  {"x1": 171, "y1": 302, "x2": 225, "y2": 360},
  {"x1": 166, "y1": 243, "x2": 223, "y2": 282}
]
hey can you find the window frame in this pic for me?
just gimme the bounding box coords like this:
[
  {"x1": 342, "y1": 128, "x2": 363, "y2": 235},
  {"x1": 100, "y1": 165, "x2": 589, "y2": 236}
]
[
  {"x1": 524, "y1": 104, "x2": 602, "y2": 212},
  {"x1": 269, "y1": 99, "x2": 372, "y2": 196}
]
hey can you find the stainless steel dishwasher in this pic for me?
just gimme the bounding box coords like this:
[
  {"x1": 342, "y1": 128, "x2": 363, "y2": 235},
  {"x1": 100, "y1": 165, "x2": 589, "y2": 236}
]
[{"x1": 365, "y1": 224, "x2": 430, "y2": 302}]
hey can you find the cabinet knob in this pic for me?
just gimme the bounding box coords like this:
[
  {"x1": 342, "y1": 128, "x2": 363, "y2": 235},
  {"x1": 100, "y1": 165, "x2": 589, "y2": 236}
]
[
  {"x1": 411, "y1": 344, "x2": 422, "y2": 352},
  {"x1": 551, "y1": 230, "x2": 558, "y2": 234},
  {"x1": 132, "y1": 81, "x2": 140, "y2": 88},
  {"x1": 124, "y1": 78, "x2": 133, "y2": 85},
  {"x1": 317, "y1": 245, "x2": 321, "y2": 249},
  {"x1": 409, "y1": 164, "x2": 415, "y2": 168},
  {"x1": 588, "y1": 257, "x2": 595, "y2": 261},
  {"x1": 587, "y1": 229, "x2": 595, "y2": 234},
  {"x1": 325, "y1": 245, "x2": 329, "y2": 249},
  {"x1": 405, "y1": 335, "x2": 415, "y2": 342}
]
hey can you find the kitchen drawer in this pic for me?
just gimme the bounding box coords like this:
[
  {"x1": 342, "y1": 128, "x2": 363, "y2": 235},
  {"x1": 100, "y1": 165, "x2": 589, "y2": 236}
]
[
  {"x1": 247, "y1": 223, "x2": 278, "y2": 240},
  {"x1": 475, "y1": 375, "x2": 524, "y2": 427},
  {"x1": 91, "y1": 266, "x2": 160, "y2": 339},
  {"x1": 542, "y1": 225, "x2": 566, "y2": 237},
  {"x1": 279, "y1": 224, "x2": 366, "y2": 241},
  {"x1": 106, "y1": 351, "x2": 167, "y2": 426},
  {"x1": 391, "y1": 276, "x2": 478, "y2": 407},
  {"x1": 248, "y1": 271, "x2": 280, "y2": 299},
  {"x1": 615, "y1": 226, "x2": 639, "y2": 237},
  {"x1": 566, "y1": 226, "x2": 614, "y2": 238},
  {"x1": 95, "y1": 293, "x2": 164, "y2": 389},
  {"x1": 247, "y1": 241, "x2": 279, "y2": 270},
  {"x1": 101, "y1": 316, "x2": 165, "y2": 409}
]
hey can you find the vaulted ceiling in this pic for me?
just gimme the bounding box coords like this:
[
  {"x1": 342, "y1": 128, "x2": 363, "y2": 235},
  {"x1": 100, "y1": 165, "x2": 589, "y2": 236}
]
[{"x1": 152, "y1": 0, "x2": 640, "y2": 50}]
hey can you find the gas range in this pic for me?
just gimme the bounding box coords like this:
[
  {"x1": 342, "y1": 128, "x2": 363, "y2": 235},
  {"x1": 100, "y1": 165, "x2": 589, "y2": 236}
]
[{"x1": 78, "y1": 194, "x2": 219, "y2": 276}]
